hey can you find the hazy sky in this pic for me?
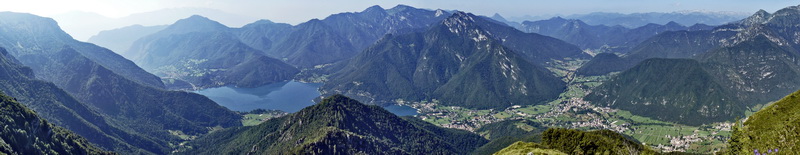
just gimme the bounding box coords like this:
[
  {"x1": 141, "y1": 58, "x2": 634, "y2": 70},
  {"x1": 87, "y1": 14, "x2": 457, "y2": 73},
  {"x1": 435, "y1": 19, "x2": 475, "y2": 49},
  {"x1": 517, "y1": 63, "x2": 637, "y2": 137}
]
[{"x1": 1, "y1": 0, "x2": 797, "y2": 24}]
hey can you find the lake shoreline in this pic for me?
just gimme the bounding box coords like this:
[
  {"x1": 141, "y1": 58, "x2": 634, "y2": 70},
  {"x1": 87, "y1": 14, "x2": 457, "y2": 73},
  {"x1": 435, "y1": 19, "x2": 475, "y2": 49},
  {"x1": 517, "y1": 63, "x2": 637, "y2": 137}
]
[{"x1": 194, "y1": 80, "x2": 419, "y2": 116}]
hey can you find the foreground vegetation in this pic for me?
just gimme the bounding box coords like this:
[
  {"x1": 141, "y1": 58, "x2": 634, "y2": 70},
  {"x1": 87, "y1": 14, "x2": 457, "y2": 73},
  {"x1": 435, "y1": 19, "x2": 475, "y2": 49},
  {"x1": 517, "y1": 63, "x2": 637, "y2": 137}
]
[
  {"x1": 724, "y1": 90, "x2": 800, "y2": 154},
  {"x1": 495, "y1": 128, "x2": 658, "y2": 155},
  {"x1": 0, "y1": 93, "x2": 112, "y2": 155}
]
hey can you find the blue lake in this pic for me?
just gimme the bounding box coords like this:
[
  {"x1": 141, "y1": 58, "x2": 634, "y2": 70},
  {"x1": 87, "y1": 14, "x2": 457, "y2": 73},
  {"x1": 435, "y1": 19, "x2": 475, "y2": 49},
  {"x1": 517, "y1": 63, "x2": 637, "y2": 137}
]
[
  {"x1": 383, "y1": 104, "x2": 419, "y2": 116},
  {"x1": 195, "y1": 81, "x2": 323, "y2": 113},
  {"x1": 195, "y1": 81, "x2": 418, "y2": 116}
]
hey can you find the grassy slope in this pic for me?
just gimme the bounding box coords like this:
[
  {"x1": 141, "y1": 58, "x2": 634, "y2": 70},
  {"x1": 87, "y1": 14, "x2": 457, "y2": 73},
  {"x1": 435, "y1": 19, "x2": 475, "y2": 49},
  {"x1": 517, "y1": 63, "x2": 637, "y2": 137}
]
[
  {"x1": 493, "y1": 128, "x2": 658, "y2": 155},
  {"x1": 727, "y1": 90, "x2": 800, "y2": 154}
]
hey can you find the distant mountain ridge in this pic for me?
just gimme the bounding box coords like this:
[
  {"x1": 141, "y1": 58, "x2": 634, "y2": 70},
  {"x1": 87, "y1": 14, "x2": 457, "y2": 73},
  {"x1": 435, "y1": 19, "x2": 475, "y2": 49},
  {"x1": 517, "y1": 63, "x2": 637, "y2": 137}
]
[
  {"x1": 87, "y1": 24, "x2": 167, "y2": 55},
  {"x1": 262, "y1": 5, "x2": 454, "y2": 67},
  {"x1": 564, "y1": 11, "x2": 748, "y2": 28},
  {"x1": 577, "y1": 6, "x2": 800, "y2": 76},
  {"x1": 108, "y1": 5, "x2": 453, "y2": 69},
  {"x1": 517, "y1": 17, "x2": 712, "y2": 53},
  {"x1": 0, "y1": 12, "x2": 242, "y2": 154},
  {"x1": 52, "y1": 7, "x2": 258, "y2": 41},
  {"x1": 126, "y1": 15, "x2": 299, "y2": 89},
  {"x1": 583, "y1": 5, "x2": 800, "y2": 125},
  {"x1": 116, "y1": 5, "x2": 457, "y2": 89}
]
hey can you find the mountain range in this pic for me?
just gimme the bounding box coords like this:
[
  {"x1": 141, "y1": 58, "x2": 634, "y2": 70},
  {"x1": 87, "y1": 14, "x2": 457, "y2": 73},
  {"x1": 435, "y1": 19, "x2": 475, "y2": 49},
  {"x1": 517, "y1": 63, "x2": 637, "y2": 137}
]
[
  {"x1": 51, "y1": 8, "x2": 259, "y2": 41},
  {"x1": 92, "y1": 5, "x2": 457, "y2": 89},
  {"x1": 564, "y1": 11, "x2": 749, "y2": 28},
  {"x1": 516, "y1": 17, "x2": 713, "y2": 53},
  {"x1": 112, "y1": 5, "x2": 454, "y2": 69},
  {"x1": 0, "y1": 12, "x2": 242, "y2": 154},
  {"x1": 503, "y1": 11, "x2": 748, "y2": 28},
  {"x1": 321, "y1": 11, "x2": 583, "y2": 109},
  {"x1": 246, "y1": 5, "x2": 453, "y2": 67},
  {"x1": 584, "y1": 6, "x2": 800, "y2": 125},
  {"x1": 125, "y1": 15, "x2": 298, "y2": 89}
]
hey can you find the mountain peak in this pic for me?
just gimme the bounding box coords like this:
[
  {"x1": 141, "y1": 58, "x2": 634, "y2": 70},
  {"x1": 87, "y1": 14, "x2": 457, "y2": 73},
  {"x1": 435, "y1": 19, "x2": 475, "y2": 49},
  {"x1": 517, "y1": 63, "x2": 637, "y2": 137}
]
[
  {"x1": 387, "y1": 4, "x2": 416, "y2": 14},
  {"x1": 739, "y1": 9, "x2": 771, "y2": 26},
  {"x1": 241, "y1": 19, "x2": 277, "y2": 28},
  {"x1": 755, "y1": 9, "x2": 769, "y2": 16},
  {"x1": 442, "y1": 11, "x2": 483, "y2": 35},
  {"x1": 451, "y1": 11, "x2": 471, "y2": 18},
  {"x1": 251, "y1": 19, "x2": 275, "y2": 24},
  {"x1": 164, "y1": 15, "x2": 229, "y2": 33},
  {"x1": 300, "y1": 18, "x2": 326, "y2": 27},
  {"x1": 665, "y1": 21, "x2": 683, "y2": 27},
  {"x1": 445, "y1": 11, "x2": 478, "y2": 24},
  {"x1": 317, "y1": 94, "x2": 363, "y2": 108},
  {"x1": 389, "y1": 4, "x2": 414, "y2": 10},
  {"x1": 491, "y1": 13, "x2": 508, "y2": 22},
  {"x1": 186, "y1": 14, "x2": 208, "y2": 20},
  {"x1": 363, "y1": 5, "x2": 385, "y2": 13},
  {"x1": 549, "y1": 16, "x2": 567, "y2": 21},
  {"x1": 358, "y1": 5, "x2": 388, "y2": 19},
  {"x1": 178, "y1": 15, "x2": 223, "y2": 26}
]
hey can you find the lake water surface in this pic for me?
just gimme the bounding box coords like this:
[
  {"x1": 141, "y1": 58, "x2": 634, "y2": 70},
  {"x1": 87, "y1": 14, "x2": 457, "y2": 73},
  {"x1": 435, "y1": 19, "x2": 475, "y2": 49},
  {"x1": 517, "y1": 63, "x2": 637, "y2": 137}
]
[
  {"x1": 195, "y1": 81, "x2": 418, "y2": 116},
  {"x1": 195, "y1": 81, "x2": 322, "y2": 112}
]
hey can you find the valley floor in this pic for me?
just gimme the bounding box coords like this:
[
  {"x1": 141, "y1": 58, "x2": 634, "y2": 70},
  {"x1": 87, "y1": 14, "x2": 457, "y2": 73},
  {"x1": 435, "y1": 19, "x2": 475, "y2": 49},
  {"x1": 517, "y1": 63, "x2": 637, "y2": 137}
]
[{"x1": 403, "y1": 58, "x2": 738, "y2": 153}]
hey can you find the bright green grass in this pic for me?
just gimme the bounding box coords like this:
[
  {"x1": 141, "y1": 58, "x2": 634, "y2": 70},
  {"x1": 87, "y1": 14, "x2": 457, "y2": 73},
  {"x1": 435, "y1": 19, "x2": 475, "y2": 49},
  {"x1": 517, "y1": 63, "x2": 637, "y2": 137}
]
[
  {"x1": 241, "y1": 113, "x2": 284, "y2": 126},
  {"x1": 494, "y1": 112, "x2": 514, "y2": 119},
  {"x1": 517, "y1": 105, "x2": 551, "y2": 115}
]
